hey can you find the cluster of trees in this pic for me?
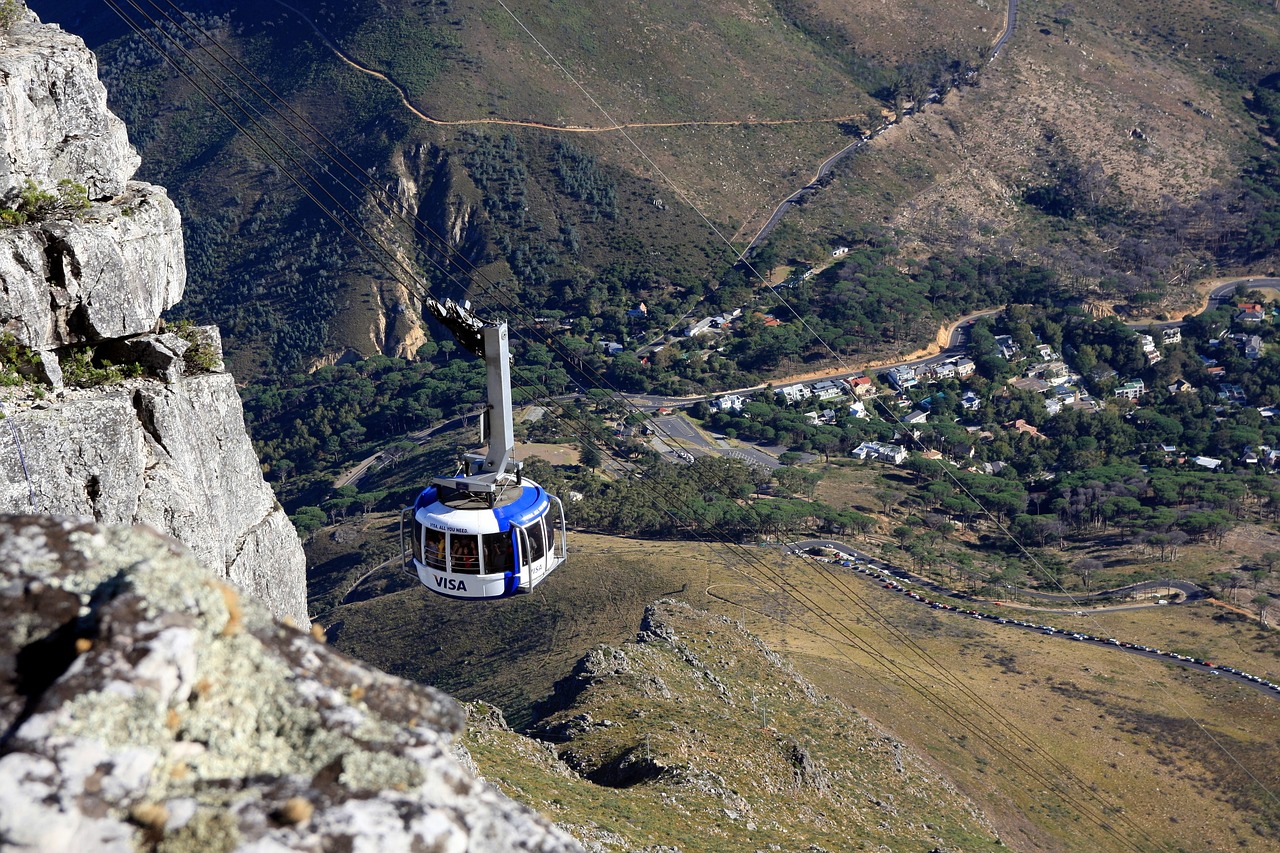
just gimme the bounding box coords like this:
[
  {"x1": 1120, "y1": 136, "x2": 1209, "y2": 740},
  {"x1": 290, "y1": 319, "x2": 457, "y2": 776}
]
[
  {"x1": 242, "y1": 349, "x2": 569, "y2": 487},
  {"x1": 550, "y1": 140, "x2": 617, "y2": 220},
  {"x1": 517, "y1": 455, "x2": 874, "y2": 542},
  {"x1": 462, "y1": 131, "x2": 530, "y2": 229},
  {"x1": 725, "y1": 237, "x2": 1061, "y2": 372},
  {"x1": 1007, "y1": 465, "x2": 1247, "y2": 555}
]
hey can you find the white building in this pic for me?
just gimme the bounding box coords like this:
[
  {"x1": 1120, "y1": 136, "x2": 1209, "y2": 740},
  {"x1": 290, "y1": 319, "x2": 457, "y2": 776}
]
[
  {"x1": 713, "y1": 394, "x2": 746, "y2": 413},
  {"x1": 776, "y1": 384, "x2": 813, "y2": 404},
  {"x1": 886, "y1": 365, "x2": 918, "y2": 390},
  {"x1": 851, "y1": 441, "x2": 909, "y2": 465}
]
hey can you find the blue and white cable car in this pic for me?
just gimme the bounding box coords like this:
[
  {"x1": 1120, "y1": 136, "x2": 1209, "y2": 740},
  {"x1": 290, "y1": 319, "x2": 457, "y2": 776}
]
[{"x1": 401, "y1": 300, "x2": 566, "y2": 599}]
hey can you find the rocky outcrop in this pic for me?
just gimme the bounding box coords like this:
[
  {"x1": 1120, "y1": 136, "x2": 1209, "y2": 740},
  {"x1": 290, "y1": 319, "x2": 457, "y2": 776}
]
[
  {"x1": 0, "y1": 9, "x2": 139, "y2": 199},
  {"x1": 0, "y1": 10, "x2": 307, "y2": 624},
  {"x1": 1, "y1": 371, "x2": 307, "y2": 622},
  {"x1": 0, "y1": 184, "x2": 185, "y2": 351},
  {"x1": 0, "y1": 516, "x2": 584, "y2": 853},
  {"x1": 511, "y1": 600, "x2": 998, "y2": 851}
]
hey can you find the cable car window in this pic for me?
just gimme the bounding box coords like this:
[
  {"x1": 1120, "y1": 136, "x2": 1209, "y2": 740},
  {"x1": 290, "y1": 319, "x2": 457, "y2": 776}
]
[
  {"x1": 524, "y1": 517, "x2": 547, "y2": 565},
  {"x1": 483, "y1": 532, "x2": 513, "y2": 574},
  {"x1": 412, "y1": 519, "x2": 425, "y2": 564},
  {"x1": 450, "y1": 533, "x2": 481, "y2": 574},
  {"x1": 423, "y1": 528, "x2": 446, "y2": 569}
]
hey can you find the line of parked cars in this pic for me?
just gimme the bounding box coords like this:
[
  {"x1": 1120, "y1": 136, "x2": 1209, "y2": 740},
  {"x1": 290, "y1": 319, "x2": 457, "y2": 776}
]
[{"x1": 800, "y1": 550, "x2": 1280, "y2": 696}]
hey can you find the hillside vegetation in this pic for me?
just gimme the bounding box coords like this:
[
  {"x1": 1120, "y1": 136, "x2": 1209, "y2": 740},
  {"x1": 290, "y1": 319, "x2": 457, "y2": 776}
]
[{"x1": 38, "y1": 0, "x2": 1279, "y2": 378}]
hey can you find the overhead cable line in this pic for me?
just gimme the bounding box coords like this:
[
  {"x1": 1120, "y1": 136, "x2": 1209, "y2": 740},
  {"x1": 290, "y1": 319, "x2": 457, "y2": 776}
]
[
  {"x1": 487, "y1": 0, "x2": 1280, "y2": 816},
  {"x1": 100, "y1": 4, "x2": 1235, "y2": 845}
]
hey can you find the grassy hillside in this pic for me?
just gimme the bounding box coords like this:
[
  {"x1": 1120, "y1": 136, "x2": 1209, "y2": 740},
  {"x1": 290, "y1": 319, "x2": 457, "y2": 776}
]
[
  {"x1": 466, "y1": 599, "x2": 1001, "y2": 852},
  {"x1": 312, "y1": 525, "x2": 1280, "y2": 851},
  {"x1": 771, "y1": 0, "x2": 1280, "y2": 309}
]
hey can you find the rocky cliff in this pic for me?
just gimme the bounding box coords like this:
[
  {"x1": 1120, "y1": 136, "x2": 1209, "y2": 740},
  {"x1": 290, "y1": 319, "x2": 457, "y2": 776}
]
[
  {"x1": 0, "y1": 515, "x2": 583, "y2": 852},
  {"x1": 0, "y1": 8, "x2": 306, "y2": 624}
]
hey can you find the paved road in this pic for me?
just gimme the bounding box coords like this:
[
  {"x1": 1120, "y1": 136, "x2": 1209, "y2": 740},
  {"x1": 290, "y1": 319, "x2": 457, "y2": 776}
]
[
  {"x1": 991, "y1": 0, "x2": 1019, "y2": 59},
  {"x1": 1209, "y1": 277, "x2": 1280, "y2": 302},
  {"x1": 744, "y1": 0, "x2": 1019, "y2": 253},
  {"x1": 1122, "y1": 278, "x2": 1280, "y2": 332},
  {"x1": 788, "y1": 539, "x2": 1280, "y2": 700},
  {"x1": 650, "y1": 413, "x2": 780, "y2": 469},
  {"x1": 333, "y1": 409, "x2": 477, "y2": 489}
]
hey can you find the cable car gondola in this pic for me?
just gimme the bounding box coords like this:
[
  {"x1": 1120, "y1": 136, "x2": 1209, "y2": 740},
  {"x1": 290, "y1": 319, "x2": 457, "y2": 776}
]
[{"x1": 400, "y1": 299, "x2": 567, "y2": 599}]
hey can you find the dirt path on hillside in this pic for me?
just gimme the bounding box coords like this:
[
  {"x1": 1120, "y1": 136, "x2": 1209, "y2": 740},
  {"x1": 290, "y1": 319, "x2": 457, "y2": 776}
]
[{"x1": 271, "y1": 0, "x2": 864, "y2": 135}]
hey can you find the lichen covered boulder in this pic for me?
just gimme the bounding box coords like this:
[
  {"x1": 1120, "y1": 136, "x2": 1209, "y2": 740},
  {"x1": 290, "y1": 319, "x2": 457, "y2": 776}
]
[{"x1": 0, "y1": 515, "x2": 584, "y2": 853}]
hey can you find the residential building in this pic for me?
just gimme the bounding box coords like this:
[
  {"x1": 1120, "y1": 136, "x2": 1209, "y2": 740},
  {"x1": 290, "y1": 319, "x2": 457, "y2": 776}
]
[
  {"x1": 1041, "y1": 360, "x2": 1070, "y2": 381},
  {"x1": 851, "y1": 441, "x2": 909, "y2": 465},
  {"x1": 886, "y1": 365, "x2": 918, "y2": 390},
  {"x1": 1246, "y1": 335, "x2": 1264, "y2": 359},
  {"x1": 1035, "y1": 343, "x2": 1060, "y2": 361},
  {"x1": 1008, "y1": 419, "x2": 1047, "y2": 440},
  {"x1": 811, "y1": 379, "x2": 845, "y2": 400},
  {"x1": 959, "y1": 390, "x2": 982, "y2": 411},
  {"x1": 1194, "y1": 456, "x2": 1223, "y2": 470},
  {"x1": 686, "y1": 317, "x2": 715, "y2": 337},
  {"x1": 1237, "y1": 302, "x2": 1266, "y2": 323},
  {"x1": 775, "y1": 383, "x2": 813, "y2": 404},
  {"x1": 832, "y1": 246, "x2": 850, "y2": 258},
  {"x1": 598, "y1": 341, "x2": 624, "y2": 355},
  {"x1": 953, "y1": 357, "x2": 977, "y2": 378},
  {"x1": 805, "y1": 409, "x2": 838, "y2": 425},
  {"x1": 713, "y1": 394, "x2": 746, "y2": 413},
  {"x1": 1167, "y1": 378, "x2": 1195, "y2": 394},
  {"x1": 846, "y1": 374, "x2": 877, "y2": 397},
  {"x1": 903, "y1": 409, "x2": 929, "y2": 425},
  {"x1": 1010, "y1": 376, "x2": 1050, "y2": 394},
  {"x1": 994, "y1": 335, "x2": 1020, "y2": 359},
  {"x1": 1115, "y1": 380, "x2": 1146, "y2": 401},
  {"x1": 932, "y1": 360, "x2": 958, "y2": 381},
  {"x1": 1218, "y1": 383, "x2": 1247, "y2": 405},
  {"x1": 1162, "y1": 327, "x2": 1181, "y2": 345}
]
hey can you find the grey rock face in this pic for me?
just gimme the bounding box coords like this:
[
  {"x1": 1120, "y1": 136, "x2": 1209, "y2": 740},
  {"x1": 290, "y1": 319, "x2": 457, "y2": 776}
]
[
  {"x1": 0, "y1": 10, "x2": 306, "y2": 625},
  {"x1": 0, "y1": 516, "x2": 584, "y2": 853},
  {"x1": 113, "y1": 332, "x2": 190, "y2": 384},
  {"x1": 0, "y1": 11, "x2": 139, "y2": 200},
  {"x1": 0, "y1": 182, "x2": 185, "y2": 350},
  {"x1": 0, "y1": 375, "x2": 309, "y2": 625}
]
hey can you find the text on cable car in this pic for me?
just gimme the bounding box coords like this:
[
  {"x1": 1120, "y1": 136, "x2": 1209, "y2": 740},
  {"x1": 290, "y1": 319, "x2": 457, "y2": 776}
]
[{"x1": 435, "y1": 576, "x2": 469, "y2": 592}]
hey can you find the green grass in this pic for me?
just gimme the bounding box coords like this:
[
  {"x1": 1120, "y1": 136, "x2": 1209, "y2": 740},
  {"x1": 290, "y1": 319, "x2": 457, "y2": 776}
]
[{"x1": 304, "y1": 517, "x2": 1280, "y2": 851}]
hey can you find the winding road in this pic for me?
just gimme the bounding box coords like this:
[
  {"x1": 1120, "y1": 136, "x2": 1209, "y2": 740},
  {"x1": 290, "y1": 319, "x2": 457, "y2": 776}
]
[
  {"x1": 788, "y1": 539, "x2": 1280, "y2": 701},
  {"x1": 271, "y1": 0, "x2": 871, "y2": 135},
  {"x1": 740, "y1": 0, "x2": 1021, "y2": 253},
  {"x1": 271, "y1": 0, "x2": 1018, "y2": 258}
]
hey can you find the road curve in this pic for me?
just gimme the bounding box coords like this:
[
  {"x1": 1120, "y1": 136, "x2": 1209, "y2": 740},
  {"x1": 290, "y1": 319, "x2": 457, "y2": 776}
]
[
  {"x1": 991, "y1": 0, "x2": 1019, "y2": 59},
  {"x1": 269, "y1": 0, "x2": 870, "y2": 135},
  {"x1": 742, "y1": 0, "x2": 1018, "y2": 253}
]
